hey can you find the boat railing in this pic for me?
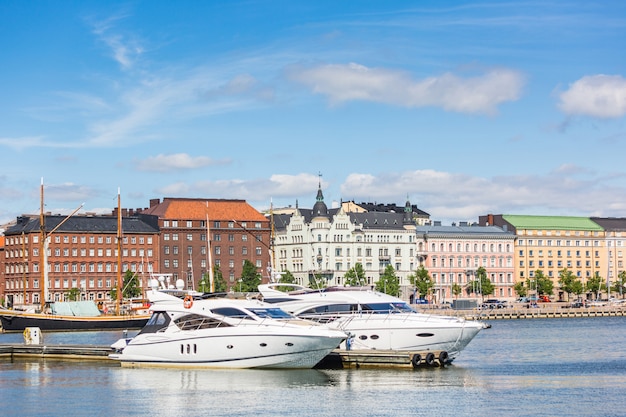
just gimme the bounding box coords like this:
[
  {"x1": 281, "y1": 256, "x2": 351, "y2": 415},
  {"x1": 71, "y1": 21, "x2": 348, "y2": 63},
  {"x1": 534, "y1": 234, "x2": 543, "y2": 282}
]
[{"x1": 174, "y1": 315, "x2": 233, "y2": 331}]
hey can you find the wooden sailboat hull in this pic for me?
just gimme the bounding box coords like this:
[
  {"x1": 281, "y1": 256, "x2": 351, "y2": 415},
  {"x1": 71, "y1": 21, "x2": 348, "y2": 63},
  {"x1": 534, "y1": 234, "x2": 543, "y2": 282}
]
[{"x1": 0, "y1": 309, "x2": 149, "y2": 332}]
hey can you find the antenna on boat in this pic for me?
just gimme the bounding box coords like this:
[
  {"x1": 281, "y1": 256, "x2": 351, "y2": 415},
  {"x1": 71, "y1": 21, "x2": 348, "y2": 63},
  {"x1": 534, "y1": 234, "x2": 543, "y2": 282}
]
[{"x1": 206, "y1": 201, "x2": 215, "y2": 292}]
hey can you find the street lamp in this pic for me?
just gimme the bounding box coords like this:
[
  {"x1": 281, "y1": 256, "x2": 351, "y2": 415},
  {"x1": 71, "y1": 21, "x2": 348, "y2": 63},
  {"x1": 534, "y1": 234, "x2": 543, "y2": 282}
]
[{"x1": 238, "y1": 279, "x2": 243, "y2": 293}]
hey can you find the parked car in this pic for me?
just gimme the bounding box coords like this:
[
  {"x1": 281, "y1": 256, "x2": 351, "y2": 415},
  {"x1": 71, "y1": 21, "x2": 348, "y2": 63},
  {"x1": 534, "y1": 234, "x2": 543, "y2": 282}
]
[
  {"x1": 481, "y1": 299, "x2": 507, "y2": 309},
  {"x1": 538, "y1": 295, "x2": 551, "y2": 302}
]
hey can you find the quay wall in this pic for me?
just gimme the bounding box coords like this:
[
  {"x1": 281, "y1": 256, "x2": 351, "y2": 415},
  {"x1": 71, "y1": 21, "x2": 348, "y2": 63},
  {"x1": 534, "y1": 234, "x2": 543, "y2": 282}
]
[{"x1": 417, "y1": 305, "x2": 626, "y2": 320}]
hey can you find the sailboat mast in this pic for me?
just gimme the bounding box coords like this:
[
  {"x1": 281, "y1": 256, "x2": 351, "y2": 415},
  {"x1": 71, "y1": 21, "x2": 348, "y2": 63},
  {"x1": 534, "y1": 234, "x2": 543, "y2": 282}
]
[
  {"x1": 39, "y1": 177, "x2": 47, "y2": 309},
  {"x1": 206, "y1": 201, "x2": 214, "y2": 292},
  {"x1": 116, "y1": 188, "x2": 123, "y2": 315},
  {"x1": 270, "y1": 199, "x2": 277, "y2": 282}
]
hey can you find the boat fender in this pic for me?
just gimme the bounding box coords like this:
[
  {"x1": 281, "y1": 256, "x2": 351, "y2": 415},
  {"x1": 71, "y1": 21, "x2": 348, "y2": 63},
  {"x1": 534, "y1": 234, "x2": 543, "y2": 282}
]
[
  {"x1": 438, "y1": 351, "x2": 449, "y2": 366},
  {"x1": 183, "y1": 295, "x2": 193, "y2": 309},
  {"x1": 411, "y1": 353, "x2": 422, "y2": 368},
  {"x1": 425, "y1": 352, "x2": 435, "y2": 366}
]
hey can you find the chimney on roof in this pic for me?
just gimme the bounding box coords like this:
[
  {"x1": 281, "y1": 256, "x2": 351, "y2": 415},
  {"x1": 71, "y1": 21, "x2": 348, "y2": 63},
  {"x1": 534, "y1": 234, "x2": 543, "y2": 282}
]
[{"x1": 150, "y1": 198, "x2": 160, "y2": 208}]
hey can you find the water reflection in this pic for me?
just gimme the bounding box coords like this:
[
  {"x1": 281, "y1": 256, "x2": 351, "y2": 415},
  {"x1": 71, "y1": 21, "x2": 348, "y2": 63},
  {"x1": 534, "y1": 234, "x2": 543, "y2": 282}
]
[{"x1": 114, "y1": 367, "x2": 334, "y2": 391}]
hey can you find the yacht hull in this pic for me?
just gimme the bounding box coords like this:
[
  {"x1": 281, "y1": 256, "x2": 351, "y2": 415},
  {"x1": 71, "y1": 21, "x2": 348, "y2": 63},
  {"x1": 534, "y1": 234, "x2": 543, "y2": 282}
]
[{"x1": 110, "y1": 332, "x2": 344, "y2": 369}]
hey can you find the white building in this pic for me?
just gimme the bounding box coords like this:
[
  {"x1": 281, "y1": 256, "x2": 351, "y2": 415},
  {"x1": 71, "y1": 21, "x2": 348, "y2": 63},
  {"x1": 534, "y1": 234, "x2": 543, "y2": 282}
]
[{"x1": 272, "y1": 184, "x2": 427, "y2": 299}]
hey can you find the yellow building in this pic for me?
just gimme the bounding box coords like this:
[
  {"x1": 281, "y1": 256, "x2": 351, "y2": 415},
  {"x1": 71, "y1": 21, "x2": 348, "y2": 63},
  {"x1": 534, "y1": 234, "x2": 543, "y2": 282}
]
[{"x1": 480, "y1": 214, "x2": 607, "y2": 300}]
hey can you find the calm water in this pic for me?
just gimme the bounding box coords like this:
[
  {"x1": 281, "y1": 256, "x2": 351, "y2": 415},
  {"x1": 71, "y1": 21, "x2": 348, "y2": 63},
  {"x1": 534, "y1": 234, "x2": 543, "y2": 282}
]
[{"x1": 2, "y1": 317, "x2": 626, "y2": 417}]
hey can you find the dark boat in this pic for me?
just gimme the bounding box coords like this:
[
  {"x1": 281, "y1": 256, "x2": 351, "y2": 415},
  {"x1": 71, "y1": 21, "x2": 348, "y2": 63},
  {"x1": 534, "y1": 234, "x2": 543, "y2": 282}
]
[{"x1": 0, "y1": 302, "x2": 149, "y2": 332}]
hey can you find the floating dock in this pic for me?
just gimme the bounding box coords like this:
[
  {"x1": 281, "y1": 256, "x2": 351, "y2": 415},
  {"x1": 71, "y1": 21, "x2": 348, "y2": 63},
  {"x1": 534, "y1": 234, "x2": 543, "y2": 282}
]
[
  {"x1": 0, "y1": 344, "x2": 113, "y2": 361},
  {"x1": 317, "y1": 349, "x2": 449, "y2": 369}
]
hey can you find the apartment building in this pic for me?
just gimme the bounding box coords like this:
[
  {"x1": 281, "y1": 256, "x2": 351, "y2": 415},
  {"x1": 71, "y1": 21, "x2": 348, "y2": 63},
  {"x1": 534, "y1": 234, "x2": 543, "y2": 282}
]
[
  {"x1": 2, "y1": 212, "x2": 160, "y2": 306},
  {"x1": 479, "y1": 214, "x2": 606, "y2": 300},
  {"x1": 589, "y1": 217, "x2": 626, "y2": 289},
  {"x1": 142, "y1": 198, "x2": 271, "y2": 292},
  {"x1": 272, "y1": 185, "x2": 425, "y2": 298},
  {"x1": 415, "y1": 223, "x2": 516, "y2": 302}
]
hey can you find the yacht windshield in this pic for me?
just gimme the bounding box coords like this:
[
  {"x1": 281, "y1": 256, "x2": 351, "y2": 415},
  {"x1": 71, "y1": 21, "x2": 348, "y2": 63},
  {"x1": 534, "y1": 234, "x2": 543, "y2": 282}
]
[
  {"x1": 248, "y1": 307, "x2": 294, "y2": 319},
  {"x1": 211, "y1": 307, "x2": 254, "y2": 320},
  {"x1": 361, "y1": 302, "x2": 415, "y2": 313},
  {"x1": 138, "y1": 311, "x2": 171, "y2": 334}
]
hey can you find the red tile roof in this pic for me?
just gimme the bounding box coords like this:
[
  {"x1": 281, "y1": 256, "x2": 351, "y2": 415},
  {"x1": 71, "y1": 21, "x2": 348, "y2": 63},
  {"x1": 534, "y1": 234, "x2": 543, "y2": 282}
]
[{"x1": 144, "y1": 198, "x2": 267, "y2": 222}]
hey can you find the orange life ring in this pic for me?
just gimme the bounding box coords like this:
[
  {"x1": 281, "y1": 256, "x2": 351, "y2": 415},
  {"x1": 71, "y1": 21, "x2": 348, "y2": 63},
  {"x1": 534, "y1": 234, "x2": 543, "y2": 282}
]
[{"x1": 183, "y1": 295, "x2": 193, "y2": 309}]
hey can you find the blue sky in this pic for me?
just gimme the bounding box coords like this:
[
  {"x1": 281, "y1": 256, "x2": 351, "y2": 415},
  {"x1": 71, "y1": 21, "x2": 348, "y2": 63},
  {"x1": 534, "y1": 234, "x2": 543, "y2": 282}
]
[{"x1": 1, "y1": 1, "x2": 625, "y2": 227}]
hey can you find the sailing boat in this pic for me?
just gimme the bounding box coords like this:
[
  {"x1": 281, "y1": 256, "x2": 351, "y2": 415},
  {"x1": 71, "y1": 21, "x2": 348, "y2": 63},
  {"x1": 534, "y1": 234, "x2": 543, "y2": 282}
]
[{"x1": 0, "y1": 183, "x2": 150, "y2": 332}]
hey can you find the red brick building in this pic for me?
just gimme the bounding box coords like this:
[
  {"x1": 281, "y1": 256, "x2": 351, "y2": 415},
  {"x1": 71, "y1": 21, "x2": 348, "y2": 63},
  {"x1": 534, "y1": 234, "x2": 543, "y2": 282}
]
[
  {"x1": 142, "y1": 198, "x2": 271, "y2": 292},
  {"x1": 1, "y1": 213, "x2": 160, "y2": 307}
]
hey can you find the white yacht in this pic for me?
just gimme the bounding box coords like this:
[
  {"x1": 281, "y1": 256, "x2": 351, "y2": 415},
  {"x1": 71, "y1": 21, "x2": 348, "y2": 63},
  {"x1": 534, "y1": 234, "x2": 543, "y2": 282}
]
[
  {"x1": 258, "y1": 283, "x2": 484, "y2": 361},
  {"x1": 110, "y1": 286, "x2": 347, "y2": 369}
]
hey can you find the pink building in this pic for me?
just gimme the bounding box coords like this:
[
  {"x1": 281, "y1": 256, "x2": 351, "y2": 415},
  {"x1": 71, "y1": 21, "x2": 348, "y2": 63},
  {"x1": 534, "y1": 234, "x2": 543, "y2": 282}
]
[{"x1": 416, "y1": 223, "x2": 516, "y2": 302}]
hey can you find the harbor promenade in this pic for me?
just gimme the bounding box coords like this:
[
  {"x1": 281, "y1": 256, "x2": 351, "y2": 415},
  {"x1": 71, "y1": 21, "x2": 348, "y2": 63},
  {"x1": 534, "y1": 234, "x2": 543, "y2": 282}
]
[{"x1": 417, "y1": 304, "x2": 626, "y2": 320}]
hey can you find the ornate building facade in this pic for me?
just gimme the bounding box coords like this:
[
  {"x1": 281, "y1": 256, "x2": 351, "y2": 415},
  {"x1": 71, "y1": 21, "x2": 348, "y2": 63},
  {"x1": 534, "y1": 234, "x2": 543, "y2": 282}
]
[{"x1": 272, "y1": 184, "x2": 425, "y2": 299}]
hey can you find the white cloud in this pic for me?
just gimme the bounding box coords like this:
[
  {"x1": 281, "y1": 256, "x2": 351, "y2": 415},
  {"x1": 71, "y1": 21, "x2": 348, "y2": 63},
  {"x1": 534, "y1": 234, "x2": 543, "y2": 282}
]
[
  {"x1": 135, "y1": 153, "x2": 230, "y2": 172},
  {"x1": 339, "y1": 169, "x2": 626, "y2": 224},
  {"x1": 154, "y1": 173, "x2": 324, "y2": 204},
  {"x1": 557, "y1": 74, "x2": 626, "y2": 118},
  {"x1": 89, "y1": 13, "x2": 143, "y2": 70},
  {"x1": 0, "y1": 136, "x2": 49, "y2": 150},
  {"x1": 288, "y1": 63, "x2": 525, "y2": 114}
]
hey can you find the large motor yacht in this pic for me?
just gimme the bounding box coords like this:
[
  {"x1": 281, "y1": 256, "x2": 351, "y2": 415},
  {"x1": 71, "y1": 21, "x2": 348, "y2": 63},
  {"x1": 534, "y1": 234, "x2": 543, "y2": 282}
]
[
  {"x1": 258, "y1": 283, "x2": 484, "y2": 360},
  {"x1": 110, "y1": 283, "x2": 347, "y2": 369}
]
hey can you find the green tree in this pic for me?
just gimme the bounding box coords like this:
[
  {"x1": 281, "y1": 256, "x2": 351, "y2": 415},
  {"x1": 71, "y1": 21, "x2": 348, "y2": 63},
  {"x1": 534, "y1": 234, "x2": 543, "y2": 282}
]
[
  {"x1": 344, "y1": 263, "x2": 366, "y2": 286},
  {"x1": 239, "y1": 260, "x2": 262, "y2": 292},
  {"x1": 409, "y1": 265, "x2": 433, "y2": 300},
  {"x1": 276, "y1": 270, "x2": 297, "y2": 292},
  {"x1": 375, "y1": 265, "x2": 400, "y2": 297},
  {"x1": 451, "y1": 283, "x2": 463, "y2": 299},
  {"x1": 466, "y1": 267, "x2": 494, "y2": 299},
  {"x1": 611, "y1": 271, "x2": 626, "y2": 299},
  {"x1": 558, "y1": 268, "x2": 581, "y2": 301},
  {"x1": 514, "y1": 281, "x2": 527, "y2": 297},
  {"x1": 279, "y1": 270, "x2": 296, "y2": 284},
  {"x1": 110, "y1": 270, "x2": 142, "y2": 300},
  {"x1": 65, "y1": 287, "x2": 81, "y2": 301},
  {"x1": 529, "y1": 270, "x2": 553, "y2": 297},
  {"x1": 571, "y1": 280, "x2": 584, "y2": 299},
  {"x1": 585, "y1": 272, "x2": 604, "y2": 300},
  {"x1": 476, "y1": 267, "x2": 494, "y2": 298},
  {"x1": 213, "y1": 265, "x2": 227, "y2": 292},
  {"x1": 309, "y1": 273, "x2": 327, "y2": 289},
  {"x1": 198, "y1": 265, "x2": 227, "y2": 293}
]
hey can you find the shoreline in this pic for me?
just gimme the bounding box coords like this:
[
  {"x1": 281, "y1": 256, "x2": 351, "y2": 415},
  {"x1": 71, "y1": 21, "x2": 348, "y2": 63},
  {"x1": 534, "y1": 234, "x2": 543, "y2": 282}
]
[{"x1": 419, "y1": 305, "x2": 626, "y2": 320}]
